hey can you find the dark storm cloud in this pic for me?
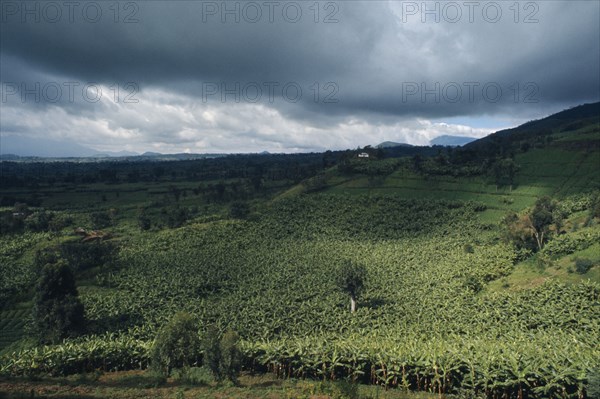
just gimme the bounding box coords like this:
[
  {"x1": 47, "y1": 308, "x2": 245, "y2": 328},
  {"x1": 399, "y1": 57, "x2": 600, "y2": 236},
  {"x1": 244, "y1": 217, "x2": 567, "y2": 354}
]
[
  {"x1": 0, "y1": 1, "x2": 599, "y2": 152},
  {"x1": 3, "y1": 1, "x2": 596, "y2": 115}
]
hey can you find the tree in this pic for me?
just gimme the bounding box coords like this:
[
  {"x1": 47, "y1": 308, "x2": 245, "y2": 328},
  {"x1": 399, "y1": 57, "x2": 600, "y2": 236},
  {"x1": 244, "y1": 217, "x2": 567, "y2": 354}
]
[
  {"x1": 492, "y1": 158, "x2": 519, "y2": 191},
  {"x1": 411, "y1": 154, "x2": 424, "y2": 173},
  {"x1": 527, "y1": 196, "x2": 561, "y2": 251},
  {"x1": 502, "y1": 212, "x2": 536, "y2": 252},
  {"x1": 336, "y1": 260, "x2": 367, "y2": 313},
  {"x1": 32, "y1": 261, "x2": 85, "y2": 344},
  {"x1": 151, "y1": 312, "x2": 201, "y2": 376},
  {"x1": 503, "y1": 197, "x2": 564, "y2": 252}
]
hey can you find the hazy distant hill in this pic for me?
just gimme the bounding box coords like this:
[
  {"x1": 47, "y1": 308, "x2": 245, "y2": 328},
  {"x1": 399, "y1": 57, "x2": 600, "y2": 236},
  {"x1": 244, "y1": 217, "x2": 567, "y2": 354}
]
[
  {"x1": 0, "y1": 135, "x2": 138, "y2": 158},
  {"x1": 430, "y1": 135, "x2": 477, "y2": 147},
  {"x1": 376, "y1": 141, "x2": 413, "y2": 148}
]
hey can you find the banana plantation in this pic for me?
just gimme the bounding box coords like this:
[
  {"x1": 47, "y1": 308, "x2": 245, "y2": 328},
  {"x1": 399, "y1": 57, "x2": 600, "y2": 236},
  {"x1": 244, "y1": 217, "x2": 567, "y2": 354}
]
[{"x1": 1, "y1": 194, "x2": 599, "y2": 398}]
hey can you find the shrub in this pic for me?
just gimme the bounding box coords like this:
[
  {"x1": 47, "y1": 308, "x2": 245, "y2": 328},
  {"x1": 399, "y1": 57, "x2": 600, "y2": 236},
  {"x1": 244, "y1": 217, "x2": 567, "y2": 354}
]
[
  {"x1": 587, "y1": 368, "x2": 600, "y2": 399},
  {"x1": 220, "y1": 330, "x2": 242, "y2": 384},
  {"x1": 574, "y1": 258, "x2": 594, "y2": 274},
  {"x1": 201, "y1": 326, "x2": 242, "y2": 383},
  {"x1": 151, "y1": 312, "x2": 201, "y2": 376},
  {"x1": 202, "y1": 325, "x2": 222, "y2": 381}
]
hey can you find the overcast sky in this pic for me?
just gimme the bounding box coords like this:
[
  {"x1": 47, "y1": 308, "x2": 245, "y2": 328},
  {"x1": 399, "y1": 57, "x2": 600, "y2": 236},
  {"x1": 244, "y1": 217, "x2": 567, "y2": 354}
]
[{"x1": 1, "y1": 0, "x2": 599, "y2": 154}]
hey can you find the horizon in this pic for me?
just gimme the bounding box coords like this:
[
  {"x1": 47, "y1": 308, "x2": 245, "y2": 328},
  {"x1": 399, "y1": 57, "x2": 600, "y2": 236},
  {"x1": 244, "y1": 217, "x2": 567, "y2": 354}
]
[{"x1": 1, "y1": 100, "x2": 596, "y2": 158}]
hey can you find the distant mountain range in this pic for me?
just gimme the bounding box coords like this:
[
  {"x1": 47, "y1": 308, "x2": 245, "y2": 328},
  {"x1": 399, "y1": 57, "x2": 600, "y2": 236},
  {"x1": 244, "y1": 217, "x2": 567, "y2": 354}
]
[
  {"x1": 0, "y1": 135, "x2": 139, "y2": 158},
  {"x1": 375, "y1": 136, "x2": 477, "y2": 149},
  {"x1": 430, "y1": 135, "x2": 477, "y2": 147},
  {"x1": 1, "y1": 135, "x2": 276, "y2": 159}
]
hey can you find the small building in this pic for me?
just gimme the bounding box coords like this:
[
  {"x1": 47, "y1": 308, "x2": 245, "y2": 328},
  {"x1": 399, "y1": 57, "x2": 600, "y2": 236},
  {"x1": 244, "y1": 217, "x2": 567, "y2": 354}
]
[{"x1": 358, "y1": 152, "x2": 370, "y2": 158}]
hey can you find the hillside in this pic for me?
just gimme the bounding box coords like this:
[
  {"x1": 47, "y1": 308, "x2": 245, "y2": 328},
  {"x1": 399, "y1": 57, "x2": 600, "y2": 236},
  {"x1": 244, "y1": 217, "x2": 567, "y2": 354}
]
[{"x1": 0, "y1": 104, "x2": 599, "y2": 398}]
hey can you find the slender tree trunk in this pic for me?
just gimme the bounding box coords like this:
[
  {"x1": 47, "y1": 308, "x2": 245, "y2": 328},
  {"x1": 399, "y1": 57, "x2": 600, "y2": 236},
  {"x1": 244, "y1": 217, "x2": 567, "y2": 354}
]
[
  {"x1": 534, "y1": 230, "x2": 544, "y2": 250},
  {"x1": 350, "y1": 296, "x2": 356, "y2": 313}
]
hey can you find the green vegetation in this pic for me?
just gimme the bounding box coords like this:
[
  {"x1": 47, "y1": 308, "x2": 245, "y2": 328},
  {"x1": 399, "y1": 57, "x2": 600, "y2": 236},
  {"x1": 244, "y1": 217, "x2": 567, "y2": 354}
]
[
  {"x1": 336, "y1": 260, "x2": 368, "y2": 313},
  {"x1": 0, "y1": 104, "x2": 599, "y2": 398},
  {"x1": 151, "y1": 312, "x2": 201, "y2": 376},
  {"x1": 32, "y1": 262, "x2": 85, "y2": 344}
]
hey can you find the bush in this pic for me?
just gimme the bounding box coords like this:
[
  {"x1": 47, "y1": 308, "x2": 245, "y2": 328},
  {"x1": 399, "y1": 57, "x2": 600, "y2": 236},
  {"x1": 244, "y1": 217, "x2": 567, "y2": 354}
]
[
  {"x1": 220, "y1": 330, "x2": 242, "y2": 384},
  {"x1": 201, "y1": 326, "x2": 241, "y2": 383},
  {"x1": 151, "y1": 312, "x2": 201, "y2": 376},
  {"x1": 202, "y1": 325, "x2": 221, "y2": 380},
  {"x1": 574, "y1": 258, "x2": 594, "y2": 274},
  {"x1": 587, "y1": 368, "x2": 600, "y2": 399}
]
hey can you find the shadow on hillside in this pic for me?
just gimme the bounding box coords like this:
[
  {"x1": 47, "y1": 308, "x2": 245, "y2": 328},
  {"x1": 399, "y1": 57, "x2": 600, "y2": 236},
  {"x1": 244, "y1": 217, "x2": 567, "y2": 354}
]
[{"x1": 363, "y1": 297, "x2": 386, "y2": 309}]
